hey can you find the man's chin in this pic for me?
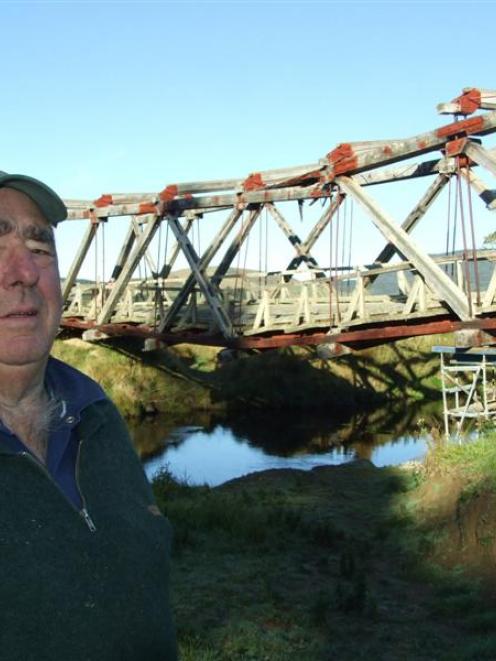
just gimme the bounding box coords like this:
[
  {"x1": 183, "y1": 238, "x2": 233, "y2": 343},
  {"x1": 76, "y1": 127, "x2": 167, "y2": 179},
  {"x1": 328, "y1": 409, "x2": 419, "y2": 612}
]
[{"x1": 0, "y1": 345, "x2": 51, "y2": 370}]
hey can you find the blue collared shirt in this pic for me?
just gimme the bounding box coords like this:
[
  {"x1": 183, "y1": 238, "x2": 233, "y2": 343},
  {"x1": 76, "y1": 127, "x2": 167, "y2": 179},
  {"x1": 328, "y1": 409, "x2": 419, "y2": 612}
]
[{"x1": 0, "y1": 357, "x2": 106, "y2": 510}]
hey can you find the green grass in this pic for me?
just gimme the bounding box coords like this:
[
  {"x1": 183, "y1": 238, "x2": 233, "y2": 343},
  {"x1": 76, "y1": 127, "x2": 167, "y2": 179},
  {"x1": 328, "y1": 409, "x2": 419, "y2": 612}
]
[
  {"x1": 426, "y1": 434, "x2": 496, "y2": 489},
  {"x1": 152, "y1": 461, "x2": 496, "y2": 660},
  {"x1": 52, "y1": 338, "x2": 216, "y2": 418}
]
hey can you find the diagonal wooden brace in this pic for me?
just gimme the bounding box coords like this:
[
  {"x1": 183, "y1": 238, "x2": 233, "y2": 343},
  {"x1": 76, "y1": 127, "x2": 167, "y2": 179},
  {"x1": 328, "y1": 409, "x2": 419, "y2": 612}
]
[
  {"x1": 131, "y1": 217, "x2": 158, "y2": 276},
  {"x1": 96, "y1": 214, "x2": 162, "y2": 325},
  {"x1": 158, "y1": 207, "x2": 243, "y2": 332},
  {"x1": 159, "y1": 214, "x2": 196, "y2": 279},
  {"x1": 346, "y1": 174, "x2": 451, "y2": 303},
  {"x1": 464, "y1": 142, "x2": 496, "y2": 180},
  {"x1": 62, "y1": 219, "x2": 101, "y2": 305},
  {"x1": 211, "y1": 205, "x2": 263, "y2": 286},
  {"x1": 459, "y1": 168, "x2": 496, "y2": 210},
  {"x1": 166, "y1": 216, "x2": 234, "y2": 338},
  {"x1": 265, "y1": 203, "x2": 320, "y2": 271},
  {"x1": 374, "y1": 174, "x2": 449, "y2": 266},
  {"x1": 285, "y1": 195, "x2": 345, "y2": 273},
  {"x1": 338, "y1": 176, "x2": 470, "y2": 320}
]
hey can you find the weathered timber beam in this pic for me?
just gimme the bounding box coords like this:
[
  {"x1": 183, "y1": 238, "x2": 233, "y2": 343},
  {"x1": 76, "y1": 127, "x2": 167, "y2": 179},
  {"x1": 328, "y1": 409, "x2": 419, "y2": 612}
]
[
  {"x1": 265, "y1": 203, "x2": 320, "y2": 269},
  {"x1": 96, "y1": 214, "x2": 162, "y2": 325},
  {"x1": 354, "y1": 158, "x2": 442, "y2": 186},
  {"x1": 334, "y1": 148, "x2": 496, "y2": 186},
  {"x1": 166, "y1": 216, "x2": 234, "y2": 338},
  {"x1": 331, "y1": 251, "x2": 496, "y2": 313},
  {"x1": 464, "y1": 142, "x2": 496, "y2": 180},
  {"x1": 110, "y1": 212, "x2": 180, "y2": 281},
  {"x1": 374, "y1": 174, "x2": 450, "y2": 266},
  {"x1": 285, "y1": 194, "x2": 345, "y2": 274},
  {"x1": 459, "y1": 168, "x2": 496, "y2": 210},
  {"x1": 337, "y1": 176, "x2": 470, "y2": 320},
  {"x1": 62, "y1": 220, "x2": 100, "y2": 304},
  {"x1": 63, "y1": 146, "x2": 496, "y2": 221},
  {"x1": 349, "y1": 250, "x2": 496, "y2": 277},
  {"x1": 62, "y1": 159, "x2": 441, "y2": 216},
  {"x1": 111, "y1": 221, "x2": 136, "y2": 281},
  {"x1": 66, "y1": 184, "x2": 332, "y2": 219},
  {"x1": 132, "y1": 217, "x2": 157, "y2": 276},
  {"x1": 211, "y1": 205, "x2": 263, "y2": 286},
  {"x1": 158, "y1": 207, "x2": 243, "y2": 332},
  {"x1": 66, "y1": 202, "x2": 157, "y2": 221},
  {"x1": 322, "y1": 110, "x2": 496, "y2": 179},
  {"x1": 159, "y1": 215, "x2": 195, "y2": 279},
  {"x1": 437, "y1": 88, "x2": 496, "y2": 115},
  {"x1": 86, "y1": 164, "x2": 321, "y2": 204},
  {"x1": 357, "y1": 151, "x2": 495, "y2": 285},
  {"x1": 300, "y1": 193, "x2": 345, "y2": 254},
  {"x1": 260, "y1": 201, "x2": 342, "y2": 282}
]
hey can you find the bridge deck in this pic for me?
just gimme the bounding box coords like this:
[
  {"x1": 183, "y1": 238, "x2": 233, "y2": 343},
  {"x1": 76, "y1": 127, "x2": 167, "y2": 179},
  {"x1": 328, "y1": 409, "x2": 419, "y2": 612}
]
[{"x1": 61, "y1": 251, "x2": 496, "y2": 348}]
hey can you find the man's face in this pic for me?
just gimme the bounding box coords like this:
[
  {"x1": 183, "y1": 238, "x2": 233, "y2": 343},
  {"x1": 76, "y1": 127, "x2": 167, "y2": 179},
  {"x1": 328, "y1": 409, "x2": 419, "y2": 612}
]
[{"x1": 0, "y1": 187, "x2": 62, "y2": 369}]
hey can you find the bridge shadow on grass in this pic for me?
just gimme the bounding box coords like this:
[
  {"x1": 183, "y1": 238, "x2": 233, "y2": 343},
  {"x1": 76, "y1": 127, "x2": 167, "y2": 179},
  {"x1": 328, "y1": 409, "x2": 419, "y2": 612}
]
[
  {"x1": 96, "y1": 334, "x2": 441, "y2": 418},
  {"x1": 97, "y1": 337, "x2": 379, "y2": 417},
  {"x1": 210, "y1": 349, "x2": 379, "y2": 415},
  {"x1": 329, "y1": 343, "x2": 440, "y2": 402},
  {"x1": 153, "y1": 457, "x2": 496, "y2": 661}
]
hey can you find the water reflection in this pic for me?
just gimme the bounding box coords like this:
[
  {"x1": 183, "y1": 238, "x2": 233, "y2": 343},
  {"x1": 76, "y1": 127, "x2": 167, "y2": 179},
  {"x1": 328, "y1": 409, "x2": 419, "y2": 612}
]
[{"x1": 130, "y1": 400, "x2": 442, "y2": 487}]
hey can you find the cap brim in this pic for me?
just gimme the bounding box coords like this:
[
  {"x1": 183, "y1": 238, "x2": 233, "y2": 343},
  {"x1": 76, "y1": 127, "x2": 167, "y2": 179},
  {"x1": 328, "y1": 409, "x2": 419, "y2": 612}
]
[{"x1": 0, "y1": 172, "x2": 67, "y2": 226}]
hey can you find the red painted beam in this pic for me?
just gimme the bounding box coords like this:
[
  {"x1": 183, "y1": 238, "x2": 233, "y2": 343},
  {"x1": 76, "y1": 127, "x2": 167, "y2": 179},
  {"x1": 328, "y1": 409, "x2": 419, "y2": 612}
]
[{"x1": 60, "y1": 316, "x2": 496, "y2": 350}]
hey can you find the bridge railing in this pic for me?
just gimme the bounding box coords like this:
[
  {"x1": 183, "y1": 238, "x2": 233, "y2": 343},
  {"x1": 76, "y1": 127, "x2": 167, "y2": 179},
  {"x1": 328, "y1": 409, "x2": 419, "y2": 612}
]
[{"x1": 62, "y1": 250, "x2": 496, "y2": 337}]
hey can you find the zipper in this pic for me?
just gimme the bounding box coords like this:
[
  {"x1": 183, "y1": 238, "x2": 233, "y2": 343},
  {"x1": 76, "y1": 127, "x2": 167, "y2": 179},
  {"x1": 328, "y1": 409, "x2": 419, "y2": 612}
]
[
  {"x1": 80, "y1": 507, "x2": 97, "y2": 532},
  {"x1": 19, "y1": 449, "x2": 97, "y2": 533},
  {"x1": 74, "y1": 438, "x2": 97, "y2": 532}
]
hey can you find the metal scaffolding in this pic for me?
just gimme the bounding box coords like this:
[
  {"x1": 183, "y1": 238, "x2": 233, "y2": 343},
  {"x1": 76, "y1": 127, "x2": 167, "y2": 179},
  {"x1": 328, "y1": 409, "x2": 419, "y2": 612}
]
[{"x1": 433, "y1": 345, "x2": 496, "y2": 436}]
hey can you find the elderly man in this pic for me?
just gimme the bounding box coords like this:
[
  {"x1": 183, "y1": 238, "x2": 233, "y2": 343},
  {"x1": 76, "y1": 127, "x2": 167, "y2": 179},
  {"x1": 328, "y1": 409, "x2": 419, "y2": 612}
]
[{"x1": 0, "y1": 172, "x2": 177, "y2": 660}]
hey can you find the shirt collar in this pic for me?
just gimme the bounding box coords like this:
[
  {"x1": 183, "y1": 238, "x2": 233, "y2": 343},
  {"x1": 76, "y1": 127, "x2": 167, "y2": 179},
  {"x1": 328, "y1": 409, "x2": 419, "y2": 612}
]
[
  {"x1": 44, "y1": 355, "x2": 106, "y2": 421},
  {"x1": 0, "y1": 356, "x2": 106, "y2": 440}
]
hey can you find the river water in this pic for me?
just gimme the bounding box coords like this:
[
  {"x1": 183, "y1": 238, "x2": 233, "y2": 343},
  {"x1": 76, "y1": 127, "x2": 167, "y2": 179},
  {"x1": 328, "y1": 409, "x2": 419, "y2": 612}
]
[{"x1": 130, "y1": 399, "x2": 443, "y2": 487}]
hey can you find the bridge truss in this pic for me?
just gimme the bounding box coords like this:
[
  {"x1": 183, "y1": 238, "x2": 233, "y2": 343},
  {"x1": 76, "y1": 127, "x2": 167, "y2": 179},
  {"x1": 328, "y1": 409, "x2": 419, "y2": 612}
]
[{"x1": 59, "y1": 87, "x2": 496, "y2": 349}]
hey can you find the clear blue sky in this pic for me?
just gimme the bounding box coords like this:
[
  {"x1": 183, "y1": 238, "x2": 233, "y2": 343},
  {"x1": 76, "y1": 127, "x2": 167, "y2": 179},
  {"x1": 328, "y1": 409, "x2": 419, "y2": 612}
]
[{"x1": 2, "y1": 0, "x2": 496, "y2": 277}]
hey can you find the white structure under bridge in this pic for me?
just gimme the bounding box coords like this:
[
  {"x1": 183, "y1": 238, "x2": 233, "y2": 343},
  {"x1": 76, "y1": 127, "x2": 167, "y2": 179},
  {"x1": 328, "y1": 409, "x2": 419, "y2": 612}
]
[{"x1": 433, "y1": 345, "x2": 496, "y2": 437}]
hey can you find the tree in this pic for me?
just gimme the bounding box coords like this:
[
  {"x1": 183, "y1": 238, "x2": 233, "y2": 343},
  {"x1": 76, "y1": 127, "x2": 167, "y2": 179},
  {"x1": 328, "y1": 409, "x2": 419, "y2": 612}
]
[{"x1": 483, "y1": 231, "x2": 496, "y2": 248}]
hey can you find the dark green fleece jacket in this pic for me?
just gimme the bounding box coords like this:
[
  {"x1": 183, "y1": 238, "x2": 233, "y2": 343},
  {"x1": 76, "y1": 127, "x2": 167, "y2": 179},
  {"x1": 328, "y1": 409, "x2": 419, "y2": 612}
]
[{"x1": 0, "y1": 398, "x2": 177, "y2": 661}]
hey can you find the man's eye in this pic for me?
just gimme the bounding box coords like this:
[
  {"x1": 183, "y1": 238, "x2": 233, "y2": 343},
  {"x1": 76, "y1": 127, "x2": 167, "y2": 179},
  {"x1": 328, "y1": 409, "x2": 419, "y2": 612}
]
[{"x1": 28, "y1": 243, "x2": 54, "y2": 258}]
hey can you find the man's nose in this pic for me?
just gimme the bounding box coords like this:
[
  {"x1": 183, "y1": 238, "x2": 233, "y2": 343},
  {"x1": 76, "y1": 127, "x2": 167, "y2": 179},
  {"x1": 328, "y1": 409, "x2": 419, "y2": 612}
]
[{"x1": 1, "y1": 245, "x2": 40, "y2": 288}]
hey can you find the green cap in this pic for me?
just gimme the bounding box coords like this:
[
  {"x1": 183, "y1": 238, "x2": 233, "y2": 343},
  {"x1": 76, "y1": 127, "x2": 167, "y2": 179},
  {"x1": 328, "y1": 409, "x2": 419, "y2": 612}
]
[{"x1": 0, "y1": 171, "x2": 67, "y2": 226}]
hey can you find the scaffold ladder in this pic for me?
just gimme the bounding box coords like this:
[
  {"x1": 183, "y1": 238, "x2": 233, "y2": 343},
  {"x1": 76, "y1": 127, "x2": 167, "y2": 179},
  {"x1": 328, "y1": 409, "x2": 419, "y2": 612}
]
[{"x1": 433, "y1": 345, "x2": 496, "y2": 437}]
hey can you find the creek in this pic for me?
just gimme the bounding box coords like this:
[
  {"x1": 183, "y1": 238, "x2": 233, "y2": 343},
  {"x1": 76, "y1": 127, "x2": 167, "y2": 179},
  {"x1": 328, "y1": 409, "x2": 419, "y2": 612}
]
[{"x1": 129, "y1": 399, "x2": 443, "y2": 487}]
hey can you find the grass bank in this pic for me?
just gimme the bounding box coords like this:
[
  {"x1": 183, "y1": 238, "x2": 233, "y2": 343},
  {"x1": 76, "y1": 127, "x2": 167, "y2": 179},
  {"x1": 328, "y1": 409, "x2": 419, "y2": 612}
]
[
  {"x1": 410, "y1": 432, "x2": 496, "y2": 580},
  {"x1": 52, "y1": 333, "x2": 446, "y2": 418},
  {"x1": 153, "y1": 436, "x2": 496, "y2": 660},
  {"x1": 51, "y1": 338, "x2": 219, "y2": 419}
]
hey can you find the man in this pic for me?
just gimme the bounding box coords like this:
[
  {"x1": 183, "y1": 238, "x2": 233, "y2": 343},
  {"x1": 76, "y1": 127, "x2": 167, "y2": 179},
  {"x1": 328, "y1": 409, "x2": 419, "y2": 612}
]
[{"x1": 0, "y1": 172, "x2": 177, "y2": 660}]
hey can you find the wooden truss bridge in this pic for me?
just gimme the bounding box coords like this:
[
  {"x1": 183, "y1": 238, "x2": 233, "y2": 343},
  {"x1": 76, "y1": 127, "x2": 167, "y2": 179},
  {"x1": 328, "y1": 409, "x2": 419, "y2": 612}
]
[{"x1": 59, "y1": 87, "x2": 496, "y2": 350}]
